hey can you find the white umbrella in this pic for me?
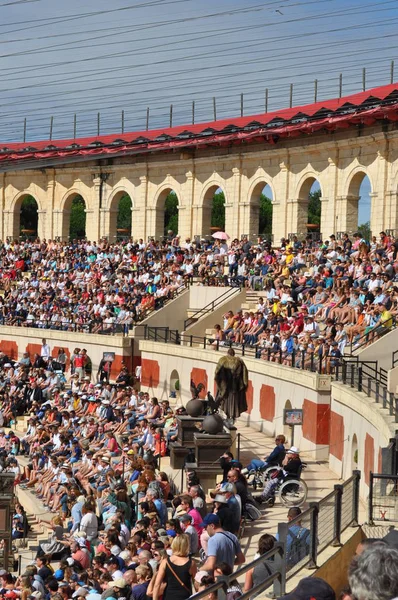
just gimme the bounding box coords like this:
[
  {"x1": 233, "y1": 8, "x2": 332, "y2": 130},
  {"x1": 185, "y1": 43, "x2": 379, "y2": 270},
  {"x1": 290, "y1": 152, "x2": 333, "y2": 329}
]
[{"x1": 212, "y1": 231, "x2": 230, "y2": 240}]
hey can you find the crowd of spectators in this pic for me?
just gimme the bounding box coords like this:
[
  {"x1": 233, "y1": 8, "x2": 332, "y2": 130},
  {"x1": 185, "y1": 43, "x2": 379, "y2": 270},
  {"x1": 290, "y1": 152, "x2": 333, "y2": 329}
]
[
  {"x1": 0, "y1": 344, "x2": 395, "y2": 599},
  {"x1": 207, "y1": 231, "x2": 398, "y2": 371},
  {"x1": 0, "y1": 231, "x2": 397, "y2": 349}
]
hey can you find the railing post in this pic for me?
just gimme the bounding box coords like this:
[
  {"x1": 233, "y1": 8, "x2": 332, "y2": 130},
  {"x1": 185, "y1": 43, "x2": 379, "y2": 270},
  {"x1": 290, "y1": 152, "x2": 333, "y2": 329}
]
[
  {"x1": 242, "y1": 345, "x2": 245, "y2": 356},
  {"x1": 272, "y1": 540, "x2": 286, "y2": 598},
  {"x1": 279, "y1": 349, "x2": 282, "y2": 364},
  {"x1": 154, "y1": 328, "x2": 158, "y2": 342},
  {"x1": 395, "y1": 396, "x2": 398, "y2": 423},
  {"x1": 216, "y1": 339, "x2": 219, "y2": 351},
  {"x1": 292, "y1": 349, "x2": 295, "y2": 368},
  {"x1": 301, "y1": 350, "x2": 305, "y2": 370},
  {"x1": 190, "y1": 335, "x2": 193, "y2": 347},
  {"x1": 382, "y1": 386, "x2": 387, "y2": 409},
  {"x1": 332, "y1": 484, "x2": 343, "y2": 546},
  {"x1": 342, "y1": 360, "x2": 347, "y2": 384},
  {"x1": 352, "y1": 469, "x2": 361, "y2": 526},
  {"x1": 350, "y1": 364, "x2": 355, "y2": 387},
  {"x1": 308, "y1": 503, "x2": 319, "y2": 568},
  {"x1": 389, "y1": 392, "x2": 394, "y2": 416},
  {"x1": 368, "y1": 471, "x2": 374, "y2": 525},
  {"x1": 357, "y1": 367, "x2": 362, "y2": 392}
]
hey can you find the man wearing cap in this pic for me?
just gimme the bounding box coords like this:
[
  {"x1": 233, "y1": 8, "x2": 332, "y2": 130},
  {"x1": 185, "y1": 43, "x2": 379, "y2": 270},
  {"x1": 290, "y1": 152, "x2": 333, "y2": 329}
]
[
  {"x1": 200, "y1": 513, "x2": 245, "y2": 574},
  {"x1": 259, "y1": 447, "x2": 302, "y2": 505},
  {"x1": 179, "y1": 513, "x2": 199, "y2": 555}
]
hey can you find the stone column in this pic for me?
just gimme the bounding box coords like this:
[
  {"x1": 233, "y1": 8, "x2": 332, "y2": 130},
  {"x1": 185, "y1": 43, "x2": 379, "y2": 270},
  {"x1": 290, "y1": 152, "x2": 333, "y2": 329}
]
[
  {"x1": 384, "y1": 190, "x2": 398, "y2": 234},
  {"x1": 369, "y1": 192, "x2": 381, "y2": 236},
  {"x1": 272, "y1": 160, "x2": 290, "y2": 242},
  {"x1": 132, "y1": 175, "x2": 148, "y2": 240},
  {"x1": 335, "y1": 195, "x2": 359, "y2": 235},
  {"x1": 179, "y1": 170, "x2": 194, "y2": 239},
  {"x1": 37, "y1": 210, "x2": 47, "y2": 240},
  {"x1": 285, "y1": 198, "x2": 307, "y2": 239},
  {"x1": 46, "y1": 176, "x2": 55, "y2": 240},
  {"x1": 225, "y1": 167, "x2": 241, "y2": 238},
  {"x1": 87, "y1": 176, "x2": 101, "y2": 241}
]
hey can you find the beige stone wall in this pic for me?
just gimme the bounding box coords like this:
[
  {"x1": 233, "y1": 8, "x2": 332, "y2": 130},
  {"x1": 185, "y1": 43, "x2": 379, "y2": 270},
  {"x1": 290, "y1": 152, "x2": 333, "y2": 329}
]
[
  {"x1": 3, "y1": 125, "x2": 398, "y2": 241},
  {"x1": 139, "y1": 340, "x2": 393, "y2": 499},
  {"x1": 0, "y1": 325, "x2": 133, "y2": 380}
]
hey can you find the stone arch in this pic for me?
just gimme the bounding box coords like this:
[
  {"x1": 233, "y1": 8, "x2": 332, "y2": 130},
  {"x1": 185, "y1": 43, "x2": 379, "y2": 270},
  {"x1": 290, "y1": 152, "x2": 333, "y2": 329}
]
[
  {"x1": 199, "y1": 181, "x2": 228, "y2": 237},
  {"x1": 11, "y1": 191, "x2": 41, "y2": 240},
  {"x1": 295, "y1": 173, "x2": 322, "y2": 239},
  {"x1": 169, "y1": 368, "x2": 181, "y2": 403},
  {"x1": 60, "y1": 190, "x2": 88, "y2": 240},
  {"x1": 247, "y1": 176, "x2": 275, "y2": 241},
  {"x1": 108, "y1": 187, "x2": 134, "y2": 241},
  {"x1": 153, "y1": 185, "x2": 180, "y2": 240},
  {"x1": 345, "y1": 168, "x2": 373, "y2": 235}
]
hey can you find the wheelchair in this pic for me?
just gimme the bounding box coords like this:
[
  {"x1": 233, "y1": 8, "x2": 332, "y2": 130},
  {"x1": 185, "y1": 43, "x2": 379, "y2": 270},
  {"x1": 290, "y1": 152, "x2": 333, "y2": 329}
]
[{"x1": 251, "y1": 463, "x2": 308, "y2": 507}]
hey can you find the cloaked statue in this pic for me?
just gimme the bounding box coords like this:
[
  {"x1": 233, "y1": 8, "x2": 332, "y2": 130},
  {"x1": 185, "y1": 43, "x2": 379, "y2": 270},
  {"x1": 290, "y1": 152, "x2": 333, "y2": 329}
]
[{"x1": 214, "y1": 348, "x2": 248, "y2": 420}]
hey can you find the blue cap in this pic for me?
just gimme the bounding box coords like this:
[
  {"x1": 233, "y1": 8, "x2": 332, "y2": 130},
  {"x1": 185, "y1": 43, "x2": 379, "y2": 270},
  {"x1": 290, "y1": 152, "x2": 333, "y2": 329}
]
[
  {"x1": 54, "y1": 569, "x2": 64, "y2": 580},
  {"x1": 166, "y1": 529, "x2": 176, "y2": 537},
  {"x1": 200, "y1": 513, "x2": 220, "y2": 528}
]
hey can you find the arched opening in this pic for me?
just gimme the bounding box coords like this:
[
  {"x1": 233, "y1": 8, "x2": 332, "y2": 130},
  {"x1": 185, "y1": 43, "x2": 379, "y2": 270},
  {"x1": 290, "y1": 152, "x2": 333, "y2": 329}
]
[
  {"x1": 19, "y1": 195, "x2": 38, "y2": 239},
  {"x1": 201, "y1": 185, "x2": 225, "y2": 237},
  {"x1": 108, "y1": 191, "x2": 133, "y2": 241},
  {"x1": 169, "y1": 369, "x2": 181, "y2": 403},
  {"x1": 283, "y1": 399, "x2": 292, "y2": 444},
  {"x1": 62, "y1": 194, "x2": 87, "y2": 240},
  {"x1": 249, "y1": 181, "x2": 273, "y2": 242},
  {"x1": 347, "y1": 172, "x2": 372, "y2": 239},
  {"x1": 351, "y1": 434, "x2": 359, "y2": 472},
  {"x1": 297, "y1": 177, "x2": 322, "y2": 241},
  {"x1": 154, "y1": 188, "x2": 179, "y2": 241}
]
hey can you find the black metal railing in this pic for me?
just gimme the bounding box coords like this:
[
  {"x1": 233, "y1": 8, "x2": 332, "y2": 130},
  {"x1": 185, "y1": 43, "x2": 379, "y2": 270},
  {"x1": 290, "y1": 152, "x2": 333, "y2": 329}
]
[
  {"x1": 277, "y1": 471, "x2": 360, "y2": 576},
  {"x1": 349, "y1": 315, "x2": 397, "y2": 354},
  {"x1": 334, "y1": 360, "x2": 398, "y2": 422},
  {"x1": 368, "y1": 473, "x2": 398, "y2": 524},
  {"x1": 183, "y1": 286, "x2": 242, "y2": 330},
  {"x1": 0, "y1": 282, "x2": 188, "y2": 337},
  {"x1": 392, "y1": 349, "x2": 398, "y2": 368},
  {"x1": 189, "y1": 543, "x2": 286, "y2": 599},
  {"x1": 141, "y1": 327, "x2": 337, "y2": 375}
]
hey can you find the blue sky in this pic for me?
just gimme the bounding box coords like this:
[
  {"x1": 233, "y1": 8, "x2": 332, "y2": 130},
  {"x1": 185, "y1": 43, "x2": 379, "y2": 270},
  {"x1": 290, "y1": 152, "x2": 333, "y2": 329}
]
[{"x1": 1, "y1": 0, "x2": 393, "y2": 223}]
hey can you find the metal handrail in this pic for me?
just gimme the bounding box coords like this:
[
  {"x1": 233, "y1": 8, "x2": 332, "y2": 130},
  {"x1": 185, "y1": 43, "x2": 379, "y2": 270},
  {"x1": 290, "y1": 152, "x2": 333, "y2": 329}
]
[
  {"x1": 183, "y1": 285, "x2": 242, "y2": 330},
  {"x1": 188, "y1": 543, "x2": 286, "y2": 600},
  {"x1": 348, "y1": 315, "x2": 397, "y2": 354}
]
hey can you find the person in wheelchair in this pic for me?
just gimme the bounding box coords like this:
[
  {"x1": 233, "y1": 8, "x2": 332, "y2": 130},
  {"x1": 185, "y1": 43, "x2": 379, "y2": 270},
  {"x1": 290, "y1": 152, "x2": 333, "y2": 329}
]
[
  {"x1": 258, "y1": 446, "x2": 302, "y2": 504},
  {"x1": 242, "y1": 434, "x2": 286, "y2": 474}
]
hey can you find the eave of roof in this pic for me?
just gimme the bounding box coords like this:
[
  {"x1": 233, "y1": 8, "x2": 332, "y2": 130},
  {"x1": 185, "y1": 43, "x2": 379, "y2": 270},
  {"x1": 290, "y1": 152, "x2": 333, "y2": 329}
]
[{"x1": 1, "y1": 82, "x2": 398, "y2": 169}]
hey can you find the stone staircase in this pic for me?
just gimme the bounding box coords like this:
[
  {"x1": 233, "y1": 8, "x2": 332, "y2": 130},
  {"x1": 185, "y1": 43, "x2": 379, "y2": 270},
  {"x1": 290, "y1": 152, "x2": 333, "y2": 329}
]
[
  {"x1": 204, "y1": 289, "x2": 266, "y2": 339},
  {"x1": 7, "y1": 418, "x2": 54, "y2": 572}
]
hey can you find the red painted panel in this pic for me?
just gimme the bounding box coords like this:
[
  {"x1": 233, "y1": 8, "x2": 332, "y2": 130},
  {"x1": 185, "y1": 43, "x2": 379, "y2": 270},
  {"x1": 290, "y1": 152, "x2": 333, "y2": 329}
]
[
  {"x1": 191, "y1": 368, "x2": 208, "y2": 399},
  {"x1": 302, "y1": 399, "x2": 330, "y2": 445},
  {"x1": 259, "y1": 384, "x2": 275, "y2": 422},
  {"x1": 329, "y1": 411, "x2": 344, "y2": 461},
  {"x1": 141, "y1": 358, "x2": 160, "y2": 388},
  {"x1": 246, "y1": 380, "x2": 254, "y2": 415},
  {"x1": 0, "y1": 340, "x2": 18, "y2": 360},
  {"x1": 52, "y1": 346, "x2": 71, "y2": 370},
  {"x1": 25, "y1": 343, "x2": 42, "y2": 360},
  {"x1": 364, "y1": 433, "x2": 375, "y2": 486}
]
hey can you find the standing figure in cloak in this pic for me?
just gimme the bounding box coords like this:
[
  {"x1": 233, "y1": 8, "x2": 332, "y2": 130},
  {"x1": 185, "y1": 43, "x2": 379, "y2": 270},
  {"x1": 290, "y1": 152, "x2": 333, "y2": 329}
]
[{"x1": 214, "y1": 348, "x2": 248, "y2": 420}]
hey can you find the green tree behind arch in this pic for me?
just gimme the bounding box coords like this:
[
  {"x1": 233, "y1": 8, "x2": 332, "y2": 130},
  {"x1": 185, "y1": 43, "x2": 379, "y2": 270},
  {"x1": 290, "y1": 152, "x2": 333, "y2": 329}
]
[{"x1": 69, "y1": 195, "x2": 86, "y2": 239}]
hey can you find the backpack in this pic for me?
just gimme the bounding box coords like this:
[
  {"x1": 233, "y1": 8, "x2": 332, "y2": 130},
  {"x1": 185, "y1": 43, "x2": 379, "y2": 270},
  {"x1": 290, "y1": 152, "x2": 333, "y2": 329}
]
[{"x1": 287, "y1": 527, "x2": 311, "y2": 566}]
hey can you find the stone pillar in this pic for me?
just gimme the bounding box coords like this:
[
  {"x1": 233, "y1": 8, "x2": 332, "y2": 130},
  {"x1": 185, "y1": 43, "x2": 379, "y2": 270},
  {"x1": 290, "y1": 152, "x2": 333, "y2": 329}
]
[
  {"x1": 3, "y1": 210, "x2": 14, "y2": 240},
  {"x1": 132, "y1": 175, "x2": 148, "y2": 240},
  {"x1": 335, "y1": 195, "x2": 359, "y2": 235},
  {"x1": 87, "y1": 177, "x2": 101, "y2": 241},
  {"x1": 225, "y1": 167, "x2": 241, "y2": 239},
  {"x1": 46, "y1": 176, "x2": 55, "y2": 240},
  {"x1": 272, "y1": 160, "x2": 290, "y2": 242},
  {"x1": 384, "y1": 190, "x2": 398, "y2": 234},
  {"x1": 286, "y1": 199, "x2": 307, "y2": 239},
  {"x1": 100, "y1": 207, "x2": 119, "y2": 242},
  {"x1": 179, "y1": 170, "x2": 194, "y2": 239},
  {"x1": 37, "y1": 210, "x2": 47, "y2": 240},
  {"x1": 369, "y1": 192, "x2": 382, "y2": 236}
]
